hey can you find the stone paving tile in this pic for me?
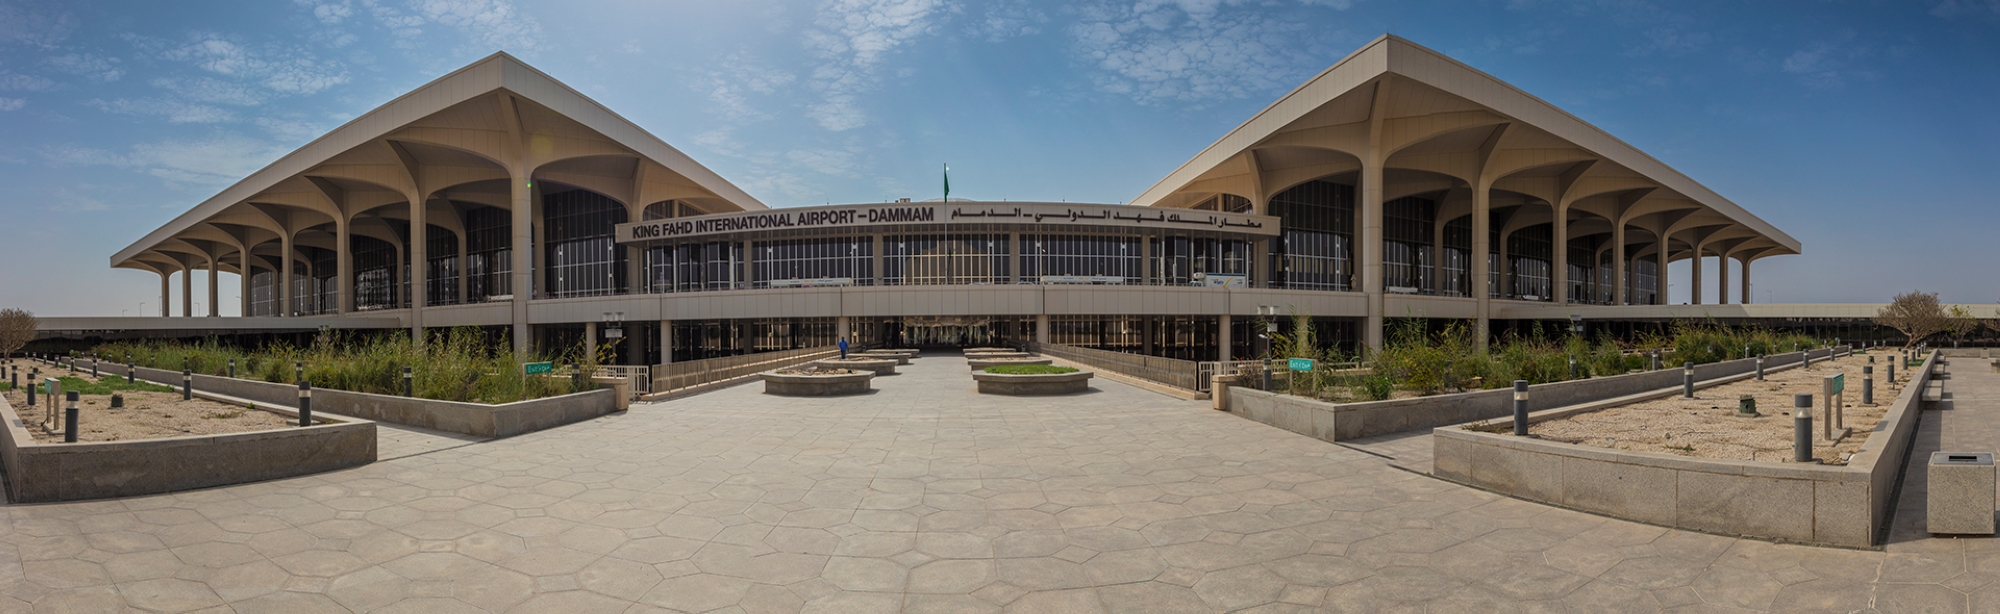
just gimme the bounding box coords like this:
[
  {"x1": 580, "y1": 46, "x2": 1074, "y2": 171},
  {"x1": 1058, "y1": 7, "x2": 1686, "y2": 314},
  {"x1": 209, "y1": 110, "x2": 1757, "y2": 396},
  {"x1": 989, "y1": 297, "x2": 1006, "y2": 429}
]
[{"x1": 4, "y1": 351, "x2": 1995, "y2": 612}]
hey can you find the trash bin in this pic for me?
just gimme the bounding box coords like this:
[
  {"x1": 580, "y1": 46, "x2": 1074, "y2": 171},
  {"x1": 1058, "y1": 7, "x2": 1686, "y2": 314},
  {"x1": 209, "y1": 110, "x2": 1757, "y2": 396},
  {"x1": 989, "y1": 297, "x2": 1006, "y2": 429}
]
[{"x1": 1929, "y1": 452, "x2": 1996, "y2": 535}]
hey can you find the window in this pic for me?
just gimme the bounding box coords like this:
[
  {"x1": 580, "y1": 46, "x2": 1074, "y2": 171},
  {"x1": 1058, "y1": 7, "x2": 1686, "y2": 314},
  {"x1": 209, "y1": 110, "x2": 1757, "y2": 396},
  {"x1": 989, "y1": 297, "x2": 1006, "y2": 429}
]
[
  {"x1": 463, "y1": 205, "x2": 512, "y2": 301},
  {"x1": 352, "y1": 236, "x2": 397, "y2": 310},
  {"x1": 1441, "y1": 217, "x2": 1471, "y2": 297},
  {"x1": 427, "y1": 229, "x2": 459, "y2": 306},
  {"x1": 1384, "y1": 197, "x2": 1435, "y2": 293},
  {"x1": 753, "y1": 237, "x2": 872, "y2": 286},
  {"x1": 249, "y1": 271, "x2": 276, "y2": 316},
  {"x1": 1268, "y1": 180, "x2": 1354, "y2": 291},
  {"x1": 1155, "y1": 236, "x2": 1252, "y2": 286},
  {"x1": 883, "y1": 234, "x2": 1009, "y2": 285},
  {"x1": 1020, "y1": 234, "x2": 1143, "y2": 281},
  {"x1": 1507, "y1": 224, "x2": 1552, "y2": 301},
  {"x1": 646, "y1": 241, "x2": 741, "y2": 293},
  {"x1": 543, "y1": 190, "x2": 627, "y2": 298}
]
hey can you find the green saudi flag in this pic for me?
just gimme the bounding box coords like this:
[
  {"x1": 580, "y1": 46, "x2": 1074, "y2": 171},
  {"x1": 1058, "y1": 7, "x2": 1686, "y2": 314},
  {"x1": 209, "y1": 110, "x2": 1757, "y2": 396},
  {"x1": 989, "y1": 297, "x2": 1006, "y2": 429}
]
[{"x1": 943, "y1": 163, "x2": 950, "y2": 201}]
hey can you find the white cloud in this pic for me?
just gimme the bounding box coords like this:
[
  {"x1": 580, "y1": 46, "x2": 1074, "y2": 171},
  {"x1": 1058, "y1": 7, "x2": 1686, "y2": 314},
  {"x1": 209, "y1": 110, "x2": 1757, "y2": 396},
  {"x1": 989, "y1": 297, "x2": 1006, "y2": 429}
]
[
  {"x1": 152, "y1": 77, "x2": 265, "y2": 106},
  {"x1": 786, "y1": 148, "x2": 863, "y2": 178},
  {"x1": 88, "y1": 98, "x2": 238, "y2": 123},
  {"x1": 0, "y1": 1, "x2": 77, "y2": 47},
  {"x1": 159, "y1": 34, "x2": 351, "y2": 95},
  {"x1": 48, "y1": 187, "x2": 109, "y2": 212},
  {"x1": 704, "y1": 54, "x2": 797, "y2": 122},
  {"x1": 46, "y1": 53, "x2": 124, "y2": 81},
  {"x1": 255, "y1": 116, "x2": 332, "y2": 142},
  {"x1": 1780, "y1": 40, "x2": 1870, "y2": 89},
  {"x1": 40, "y1": 135, "x2": 291, "y2": 187},
  {"x1": 1071, "y1": 0, "x2": 1332, "y2": 105},
  {"x1": 0, "y1": 71, "x2": 53, "y2": 91},
  {"x1": 0, "y1": 97, "x2": 23, "y2": 111},
  {"x1": 357, "y1": 0, "x2": 544, "y2": 52},
  {"x1": 296, "y1": 0, "x2": 355, "y2": 24},
  {"x1": 804, "y1": 0, "x2": 948, "y2": 131},
  {"x1": 976, "y1": 0, "x2": 1048, "y2": 41}
]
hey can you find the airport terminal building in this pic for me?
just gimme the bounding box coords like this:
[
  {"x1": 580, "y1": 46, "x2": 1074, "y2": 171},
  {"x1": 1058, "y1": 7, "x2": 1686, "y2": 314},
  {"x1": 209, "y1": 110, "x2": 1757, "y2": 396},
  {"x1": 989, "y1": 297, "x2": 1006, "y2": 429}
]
[{"x1": 108, "y1": 36, "x2": 1800, "y2": 365}]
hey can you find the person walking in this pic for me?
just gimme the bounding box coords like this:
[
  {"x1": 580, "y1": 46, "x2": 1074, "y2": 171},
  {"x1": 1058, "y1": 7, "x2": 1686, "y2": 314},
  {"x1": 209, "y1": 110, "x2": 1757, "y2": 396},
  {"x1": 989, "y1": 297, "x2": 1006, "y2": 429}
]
[{"x1": 838, "y1": 337, "x2": 849, "y2": 360}]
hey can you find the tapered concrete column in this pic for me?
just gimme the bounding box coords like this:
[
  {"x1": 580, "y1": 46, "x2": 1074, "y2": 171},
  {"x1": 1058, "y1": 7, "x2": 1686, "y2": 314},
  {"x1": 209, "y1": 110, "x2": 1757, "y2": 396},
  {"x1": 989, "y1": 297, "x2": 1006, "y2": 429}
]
[
  {"x1": 1472, "y1": 189, "x2": 1492, "y2": 349},
  {"x1": 159, "y1": 270, "x2": 170, "y2": 317},
  {"x1": 510, "y1": 174, "x2": 532, "y2": 358},
  {"x1": 1741, "y1": 257, "x2": 1752, "y2": 304},
  {"x1": 1691, "y1": 250, "x2": 1704, "y2": 305},
  {"x1": 871, "y1": 235, "x2": 884, "y2": 286},
  {"x1": 625, "y1": 245, "x2": 643, "y2": 294},
  {"x1": 836, "y1": 316, "x2": 851, "y2": 340},
  {"x1": 1430, "y1": 218, "x2": 1445, "y2": 295},
  {"x1": 1035, "y1": 314, "x2": 1050, "y2": 345},
  {"x1": 1612, "y1": 223, "x2": 1626, "y2": 305},
  {"x1": 336, "y1": 220, "x2": 351, "y2": 315},
  {"x1": 1552, "y1": 211, "x2": 1568, "y2": 304},
  {"x1": 239, "y1": 250, "x2": 250, "y2": 317},
  {"x1": 1010, "y1": 233, "x2": 1022, "y2": 284},
  {"x1": 1251, "y1": 238, "x2": 1268, "y2": 288},
  {"x1": 1360, "y1": 160, "x2": 1384, "y2": 350},
  {"x1": 1140, "y1": 237, "x2": 1153, "y2": 285},
  {"x1": 1219, "y1": 314, "x2": 1233, "y2": 361},
  {"x1": 585, "y1": 322, "x2": 597, "y2": 360},
  {"x1": 1654, "y1": 249, "x2": 1667, "y2": 305},
  {"x1": 181, "y1": 265, "x2": 192, "y2": 317},
  {"x1": 658, "y1": 320, "x2": 673, "y2": 365},
  {"x1": 456, "y1": 231, "x2": 469, "y2": 303},
  {"x1": 280, "y1": 233, "x2": 294, "y2": 316},
  {"x1": 1717, "y1": 251, "x2": 1730, "y2": 305},
  {"x1": 411, "y1": 197, "x2": 427, "y2": 346},
  {"x1": 207, "y1": 257, "x2": 219, "y2": 317}
]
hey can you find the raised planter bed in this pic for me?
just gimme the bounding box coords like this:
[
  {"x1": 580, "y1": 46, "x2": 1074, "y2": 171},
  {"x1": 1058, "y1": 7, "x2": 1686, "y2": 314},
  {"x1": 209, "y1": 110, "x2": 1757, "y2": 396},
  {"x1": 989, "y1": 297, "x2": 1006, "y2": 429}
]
[
  {"x1": 0, "y1": 390, "x2": 375, "y2": 503},
  {"x1": 963, "y1": 347, "x2": 1016, "y2": 354},
  {"x1": 974, "y1": 369, "x2": 1093, "y2": 395},
  {"x1": 815, "y1": 357, "x2": 898, "y2": 376},
  {"x1": 968, "y1": 357, "x2": 1054, "y2": 370},
  {"x1": 964, "y1": 351, "x2": 1030, "y2": 359},
  {"x1": 126, "y1": 365, "x2": 614, "y2": 438},
  {"x1": 762, "y1": 370, "x2": 875, "y2": 396},
  {"x1": 854, "y1": 351, "x2": 912, "y2": 365}
]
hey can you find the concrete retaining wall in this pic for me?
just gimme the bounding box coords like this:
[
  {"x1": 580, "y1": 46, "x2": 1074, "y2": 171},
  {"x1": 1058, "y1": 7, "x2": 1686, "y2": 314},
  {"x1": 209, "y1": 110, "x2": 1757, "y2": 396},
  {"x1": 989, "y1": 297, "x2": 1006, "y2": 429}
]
[
  {"x1": 127, "y1": 366, "x2": 614, "y2": 438},
  {"x1": 1226, "y1": 348, "x2": 1837, "y2": 441},
  {"x1": 1432, "y1": 350, "x2": 1932, "y2": 548},
  {"x1": 0, "y1": 392, "x2": 375, "y2": 503}
]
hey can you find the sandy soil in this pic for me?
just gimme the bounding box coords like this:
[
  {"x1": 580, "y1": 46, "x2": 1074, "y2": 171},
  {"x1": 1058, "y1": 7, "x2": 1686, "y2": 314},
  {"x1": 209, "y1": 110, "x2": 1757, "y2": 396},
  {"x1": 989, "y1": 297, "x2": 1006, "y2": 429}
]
[
  {"x1": 2, "y1": 368, "x2": 295, "y2": 443},
  {"x1": 1528, "y1": 351, "x2": 1898, "y2": 464}
]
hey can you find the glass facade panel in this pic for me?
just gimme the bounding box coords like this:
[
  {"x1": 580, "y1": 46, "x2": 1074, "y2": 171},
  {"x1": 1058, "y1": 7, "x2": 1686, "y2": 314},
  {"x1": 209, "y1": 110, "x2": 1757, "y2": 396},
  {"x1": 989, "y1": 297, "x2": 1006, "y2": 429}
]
[
  {"x1": 352, "y1": 236, "x2": 397, "y2": 310},
  {"x1": 1269, "y1": 180, "x2": 1354, "y2": 291},
  {"x1": 1442, "y1": 217, "x2": 1471, "y2": 297},
  {"x1": 1155, "y1": 236, "x2": 1252, "y2": 286},
  {"x1": 1383, "y1": 196, "x2": 1434, "y2": 293},
  {"x1": 427, "y1": 228, "x2": 459, "y2": 306},
  {"x1": 463, "y1": 205, "x2": 512, "y2": 301},
  {"x1": 1019, "y1": 234, "x2": 1143, "y2": 282},
  {"x1": 544, "y1": 190, "x2": 627, "y2": 298},
  {"x1": 1634, "y1": 258, "x2": 1660, "y2": 305},
  {"x1": 249, "y1": 270, "x2": 275, "y2": 316},
  {"x1": 884, "y1": 234, "x2": 1009, "y2": 285},
  {"x1": 646, "y1": 241, "x2": 742, "y2": 292},
  {"x1": 1507, "y1": 224, "x2": 1552, "y2": 301},
  {"x1": 753, "y1": 237, "x2": 872, "y2": 286}
]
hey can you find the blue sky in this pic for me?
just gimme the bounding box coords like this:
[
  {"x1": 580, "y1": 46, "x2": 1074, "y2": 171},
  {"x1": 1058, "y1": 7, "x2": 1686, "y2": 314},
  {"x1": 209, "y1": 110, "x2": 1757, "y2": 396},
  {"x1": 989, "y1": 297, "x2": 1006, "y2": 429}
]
[{"x1": 0, "y1": 0, "x2": 1996, "y2": 316}]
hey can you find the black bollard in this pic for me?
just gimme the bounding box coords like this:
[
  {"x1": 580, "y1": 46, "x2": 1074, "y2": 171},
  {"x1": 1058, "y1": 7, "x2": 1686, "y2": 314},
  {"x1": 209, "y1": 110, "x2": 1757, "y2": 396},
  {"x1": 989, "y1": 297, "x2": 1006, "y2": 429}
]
[
  {"x1": 91, "y1": 358, "x2": 97, "y2": 378},
  {"x1": 64, "y1": 391, "x2": 78, "y2": 443},
  {"x1": 127, "y1": 354, "x2": 134, "y2": 383},
  {"x1": 26, "y1": 373, "x2": 36, "y2": 406},
  {"x1": 1683, "y1": 362, "x2": 1696, "y2": 399},
  {"x1": 228, "y1": 358, "x2": 236, "y2": 379},
  {"x1": 1568, "y1": 354, "x2": 1578, "y2": 379},
  {"x1": 298, "y1": 381, "x2": 312, "y2": 427},
  {"x1": 182, "y1": 367, "x2": 192, "y2": 401},
  {"x1": 1888, "y1": 362, "x2": 1896, "y2": 387},
  {"x1": 1794, "y1": 393, "x2": 1813, "y2": 462},
  {"x1": 403, "y1": 366, "x2": 413, "y2": 397},
  {"x1": 1512, "y1": 380, "x2": 1530, "y2": 436},
  {"x1": 570, "y1": 363, "x2": 583, "y2": 390},
  {"x1": 295, "y1": 362, "x2": 304, "y2": 385},
  {"x1": 1756, "y1": 355, "x2": 1764, "y2": 381},
  {"x1": 1863, "y1": 366, "x2": 1874, "y2": 405}
]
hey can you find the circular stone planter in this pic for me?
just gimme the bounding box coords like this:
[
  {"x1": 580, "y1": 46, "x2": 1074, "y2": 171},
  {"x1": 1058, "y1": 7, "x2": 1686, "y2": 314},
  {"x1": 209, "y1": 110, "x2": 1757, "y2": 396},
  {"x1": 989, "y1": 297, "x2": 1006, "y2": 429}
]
[
  {"x1": 854, "y1": 351, "x2": 913, "y2": 365},
  {"x1": 963, "y1": 351, "x2": 1030, "y2": 359},
  {"x1": 762, "y1": 370, "x2": 874, "y2": 396},
  {"x1": 968, "y1": 357, "x2": 1054, "y2": 370},
  {"x1": 973, "y1": 369, "x2": 1093, "y2": 395},
  {"x1": 963, "y1": 347, "x2": 1015, "y2": 355},
  {"x1": 815, "y1": 358, "x2": 898, "y2": 375}
]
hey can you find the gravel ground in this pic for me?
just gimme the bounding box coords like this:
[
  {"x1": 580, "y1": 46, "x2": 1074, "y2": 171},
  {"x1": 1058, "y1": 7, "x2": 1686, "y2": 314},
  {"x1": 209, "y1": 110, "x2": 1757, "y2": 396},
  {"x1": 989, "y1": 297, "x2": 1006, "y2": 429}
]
[
  {"x1": 2, "y1": 370, "x2": 296, "y2": 443},
  {"x1": 1528, "y1": 352, "x2": 1895, "y2": 464}
]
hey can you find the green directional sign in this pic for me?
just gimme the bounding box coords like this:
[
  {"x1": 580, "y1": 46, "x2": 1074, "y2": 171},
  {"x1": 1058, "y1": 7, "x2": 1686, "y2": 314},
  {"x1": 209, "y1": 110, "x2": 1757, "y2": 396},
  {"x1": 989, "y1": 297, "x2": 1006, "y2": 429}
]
[
  {"x1": 1288, "y1": 358, "x2": 1315, "y2": 371},
  {"x1": 522, "y1": 361, "x2": 553, "y2": 375},
  {"x1": 1828, "y1": 373, "x2": 1844, "y2": 395}
]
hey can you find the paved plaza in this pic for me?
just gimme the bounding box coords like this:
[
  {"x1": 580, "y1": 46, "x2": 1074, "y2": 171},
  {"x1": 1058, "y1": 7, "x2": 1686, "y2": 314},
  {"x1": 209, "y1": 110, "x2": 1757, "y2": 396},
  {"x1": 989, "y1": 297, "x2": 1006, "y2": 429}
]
[{"x1": 1, "y1": 353, "x2": 1996, "y2": 612}]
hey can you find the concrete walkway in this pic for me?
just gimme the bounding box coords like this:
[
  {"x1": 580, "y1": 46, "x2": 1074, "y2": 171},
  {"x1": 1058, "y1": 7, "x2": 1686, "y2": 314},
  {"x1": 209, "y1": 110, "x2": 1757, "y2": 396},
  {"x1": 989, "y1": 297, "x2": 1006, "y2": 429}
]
[{"x1": 0, "y1": 351, "x2": 1986, "y2": 612}]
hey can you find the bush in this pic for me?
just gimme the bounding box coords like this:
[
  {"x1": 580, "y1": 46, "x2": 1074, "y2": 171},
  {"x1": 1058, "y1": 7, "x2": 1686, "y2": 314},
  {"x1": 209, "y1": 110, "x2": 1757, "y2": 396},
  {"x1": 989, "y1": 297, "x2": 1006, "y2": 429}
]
[
  {"x1": 1357, "y1": 374, "x2": 1395, "y2": 400},
  {"x1": 984, "y1": 365, "x2": 1079, "y2": 375},
  {"x1": 93, "y1": 328, "x2": 593, "y2": 404}
]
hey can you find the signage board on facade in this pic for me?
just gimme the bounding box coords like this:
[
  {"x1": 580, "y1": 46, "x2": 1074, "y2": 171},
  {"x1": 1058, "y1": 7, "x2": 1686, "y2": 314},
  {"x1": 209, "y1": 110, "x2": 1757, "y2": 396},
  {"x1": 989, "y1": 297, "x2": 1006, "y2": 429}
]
[{"x1": 614, "y1": 202, "x2": 1280, "y2": 243}]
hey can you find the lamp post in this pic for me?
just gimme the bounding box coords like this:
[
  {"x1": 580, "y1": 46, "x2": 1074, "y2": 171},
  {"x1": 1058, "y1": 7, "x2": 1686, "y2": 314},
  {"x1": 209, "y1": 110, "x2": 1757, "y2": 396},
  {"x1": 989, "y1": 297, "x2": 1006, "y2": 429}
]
[{"x1": 1258, "y1": 306, "x2": 1277, "y2": 391}]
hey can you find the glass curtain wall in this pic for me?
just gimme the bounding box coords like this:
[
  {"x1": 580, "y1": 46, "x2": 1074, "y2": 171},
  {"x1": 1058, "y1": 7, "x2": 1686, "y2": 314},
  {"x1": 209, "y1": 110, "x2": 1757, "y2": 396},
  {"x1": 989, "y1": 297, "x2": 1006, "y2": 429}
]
[
  {"x1": 249, "y1": 271, "x2": 275, "y2": 316},
  {"x1": 646, "y1": 242, "x2": 742, "y2": 293},
  {"x1": 427, "y1": 229, "x2": 459, "y2": 306},
  {"x1": 1441, "y1": 217, "x2": 1472, "y2": 297},
  {"x1": 1634, "y1": 258, "x2": 1660, "y2": 305},
  {"x1": 753, "y1": 238, "x2": 872, "y2": 286},
  {"x1": 309, "y1": 248, "x2": 337, "y2": 314},
  {"x1": 1019, "y1": 234, "x2": 1144, "y2": 282},
  {"x1": 1507, "y1": 225, "x2": 1553, "y2": 301},
  {"x1": 352, "y1": 237, "x2": 397, "y2": 310},
  {"x1": 462, "y1": 206, "x2": 512, "y2": 301},
  {"x1": 1155, "y1": 237, "x2": 1252, "y2": 285},
  {"x1": 543, "y1": 190, "x2": 626, "y2": 298},
  {"x1": 1268, "y1": 180, "x2": 1355, "y2": 291},
  {"x1": 1383, "y1": 197, "x2": 1435, "y2": 293},
  {"x1": 883, "y1": 234, "x2": 1010, "y2": 285}
]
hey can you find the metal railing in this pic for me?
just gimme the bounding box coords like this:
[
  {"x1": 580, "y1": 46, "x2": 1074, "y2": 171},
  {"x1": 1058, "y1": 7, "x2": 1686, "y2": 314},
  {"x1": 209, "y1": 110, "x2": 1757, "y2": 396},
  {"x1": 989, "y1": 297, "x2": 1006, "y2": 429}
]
[
  {"x1": 1032, "y1": 343, "x2": 1203, "y2": 391},
  {"x1": 652, "y1": 346, "x2": 843, "y2": 395},
  {"x1": 593, "y1": 365, "x2": 652, "y2": 399}
]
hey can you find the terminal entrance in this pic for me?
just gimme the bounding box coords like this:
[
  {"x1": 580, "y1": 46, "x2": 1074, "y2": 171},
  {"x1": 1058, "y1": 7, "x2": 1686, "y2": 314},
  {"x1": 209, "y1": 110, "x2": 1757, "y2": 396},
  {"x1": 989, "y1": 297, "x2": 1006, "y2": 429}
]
[{"x1": 886, "y1": 317, "x2": 1025, "y2": 349}]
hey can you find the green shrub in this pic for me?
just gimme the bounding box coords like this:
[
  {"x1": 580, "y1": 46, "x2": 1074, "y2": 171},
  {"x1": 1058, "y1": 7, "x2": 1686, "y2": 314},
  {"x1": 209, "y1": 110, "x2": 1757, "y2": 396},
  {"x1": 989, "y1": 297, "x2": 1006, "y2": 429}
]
[
  {"x1": 1357, "y1": 374, "x2": 1395, "y2": 400},
  {"x1": 56, "y1": 376, "x2": 173, "y2": 395},
  {"x1": 984, "y1": 365, "x2": 1080, "y2": 375}
]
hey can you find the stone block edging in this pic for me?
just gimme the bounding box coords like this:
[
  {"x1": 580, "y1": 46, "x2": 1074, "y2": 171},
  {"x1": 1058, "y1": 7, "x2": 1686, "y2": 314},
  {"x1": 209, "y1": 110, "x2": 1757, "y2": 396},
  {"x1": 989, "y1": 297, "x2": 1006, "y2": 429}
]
[
  {"x1": 967, "y1": 358, "x2": 1054, "y2": 370},
  {"x1": 0, "y1": 390, "x2": 376, "y2": 503},
  {"x1": 125, "y1": 365, "x2": 614, "y2": 438},
  {"x1": 972, "y1": 370, "x2": 1093, "y2": 395},
  {"x1": 761, "y1": 371, "x2": 875, "y2": 396}
]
